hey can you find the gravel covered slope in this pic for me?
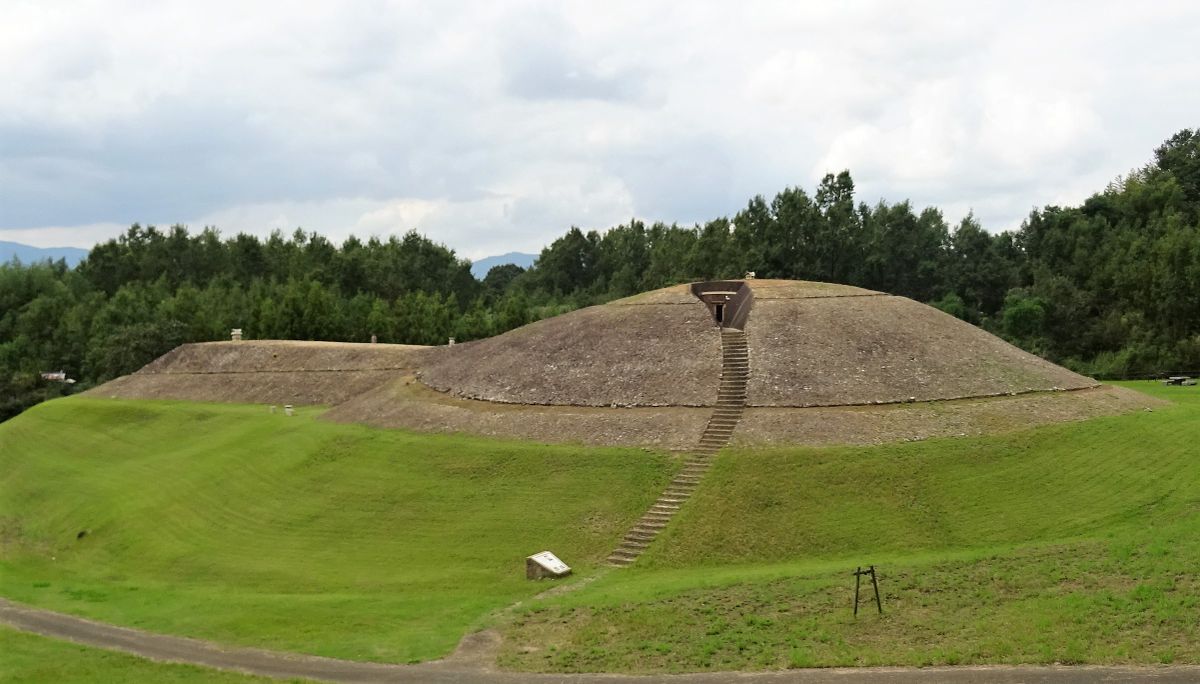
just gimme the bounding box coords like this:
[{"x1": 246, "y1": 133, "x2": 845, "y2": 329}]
[
  {"x1": 745, "y1": 294, "x2": 1095, "y2": 407},
  {"x1": 419, "y1": 301, "x2": 722, "y2": 406}
]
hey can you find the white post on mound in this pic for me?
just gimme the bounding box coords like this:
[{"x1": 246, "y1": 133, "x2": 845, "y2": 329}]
[{"x1": 231, "y1": 328, "x2": 243, "y2": 341}]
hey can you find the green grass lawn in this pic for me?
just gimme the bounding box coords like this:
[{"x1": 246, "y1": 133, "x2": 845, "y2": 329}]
[
  {"x1": 0, "y1": 397, "x2": 676, "y2": 663},
  {"x1": 0, "y1": 626, "x2": 293, "y2": 683},
  {"x1": 499, "y1": 382, "x2": 1200, "y2": 672}
]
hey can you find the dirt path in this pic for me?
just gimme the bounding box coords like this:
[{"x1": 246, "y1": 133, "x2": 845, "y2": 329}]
[{"x1": 4, "y1": 599, "x2": 1199, "y2": 683}]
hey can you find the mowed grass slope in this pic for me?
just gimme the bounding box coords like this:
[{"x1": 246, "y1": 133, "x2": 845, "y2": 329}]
[
  {"x1": 501, "y1": 383, "x2": 1200, "y2": 672},
  {"x1": 0, "y1": 626, "x2": 292, "y2": 683},
  {"x1": 0, "y1": 398, "x2": 676, "y2": 662}
]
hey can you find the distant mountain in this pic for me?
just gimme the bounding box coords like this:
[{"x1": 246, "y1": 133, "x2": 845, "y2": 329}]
[
  {"x1": 0, "y1": 241, "x2": 89, "y2": 267},
  {"x1": 469, "y1": 251, "x2": 537, "y2": 279}
]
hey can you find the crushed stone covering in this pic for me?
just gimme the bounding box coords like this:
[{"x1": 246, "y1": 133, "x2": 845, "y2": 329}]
[
  {"x1": 745, "y1": 295, "x2": 1096, "y2": 407},
  {"x1": 88, "y1": 340, "x2": 425, "y2": 406},
  {"x1": 418, "y1": 302, "x2": 722, "y2": 406}
]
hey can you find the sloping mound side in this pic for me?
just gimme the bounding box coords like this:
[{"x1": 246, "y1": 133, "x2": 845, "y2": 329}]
[
  {"x1": 89, "y1": 340, "x2": 425, "y2": 405},
  {"x1": 139, "y1": 340, "x2": 423, "y2": 372},
  {"x1": 746, "y1": 294, "x2": 1096, "y2": 407},
  {"x1": 419, "y1": 301, "x2": 721, "y2": 406}
]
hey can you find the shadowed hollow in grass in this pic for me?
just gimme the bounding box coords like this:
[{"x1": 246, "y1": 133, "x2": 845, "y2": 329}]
[{"x1": 0, "y1": 398, "x2": 675, "y2": 663}]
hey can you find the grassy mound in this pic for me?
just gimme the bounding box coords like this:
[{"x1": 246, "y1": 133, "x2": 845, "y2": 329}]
[
  {"x1": 500, "y1": 382, "x2": 1200, "y2": 672},
  {"x1": 0, "y1": 398, "x2": 675, "y2": 662}
]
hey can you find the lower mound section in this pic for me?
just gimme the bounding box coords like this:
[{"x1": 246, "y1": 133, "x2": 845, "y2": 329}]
[
  {"x1": 323, "y1": 377, "x2": 712, "y2": 448},
  {"x1": 92, "y1": 370, "x2": 403, "y2": 406},
  {"x1": 89, "y1": 340, "x2": 425, "y2": 406},
  {"x1": 734, "y1": 385, "x2": 1155, "y2": 446},
  {"x1": 324, "y1": 380, "x2": 1157, "y2": 449}
]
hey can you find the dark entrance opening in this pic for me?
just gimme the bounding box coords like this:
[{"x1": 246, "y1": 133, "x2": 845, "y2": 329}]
[{"x1": 690, "y1": 280, "x2": 754, "y2": 330}]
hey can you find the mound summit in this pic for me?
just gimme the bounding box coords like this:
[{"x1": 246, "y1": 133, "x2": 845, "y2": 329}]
[{"x1": 94, "y1": 279, "x2": 1151, "y2": 447}]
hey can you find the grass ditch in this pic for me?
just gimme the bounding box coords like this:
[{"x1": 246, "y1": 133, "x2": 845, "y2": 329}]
[
  {"x1": 499, "y1": 382, "x2": 1200, "y2": 672},
  {"x1": 0, "y1": 397, "x2": 676, "y2": 663}
]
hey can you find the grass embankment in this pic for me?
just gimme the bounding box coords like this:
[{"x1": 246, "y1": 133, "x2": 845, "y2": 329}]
[
  {"x1": 0, "y1": 398, "x2": 676, "y2": 663},
  {"x1": 501, "y1": 382, "x2": 1200, "y2": 672},
  {"x1": 0, "y1": 626, "x2": 290, "y2": 683}
]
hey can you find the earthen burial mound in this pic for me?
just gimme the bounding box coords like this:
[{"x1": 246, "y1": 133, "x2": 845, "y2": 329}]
[
  {"x1": 418, "y1": 279, "x2": 1097, "y2": 408},
  {"x1": 93, "y1": 280, "x2": 1155, "y2": 447}
]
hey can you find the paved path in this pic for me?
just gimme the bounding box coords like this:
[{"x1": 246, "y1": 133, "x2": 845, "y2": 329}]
[{"x1": 3, "y1": 598, "x2": 1198, "y2": 683}]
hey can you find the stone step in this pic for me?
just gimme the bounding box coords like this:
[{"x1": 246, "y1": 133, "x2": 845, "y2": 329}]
[
  {"x1": 619, "y1": 538, "x2": 651, "y2": 550},
  {"x1": 657, "y1": 496, "x2": 687, "y2": 505},
  {"x1": 633, "y1": 513, "x2": 672, "y2": 525},
  {"x1": 651, "y1": 503, "x2": 681, "y2": 511}
]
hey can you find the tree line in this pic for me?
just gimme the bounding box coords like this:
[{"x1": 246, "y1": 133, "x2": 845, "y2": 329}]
[{"x1": 2, "y1": 130, "x2": 1198, "y2": 420}]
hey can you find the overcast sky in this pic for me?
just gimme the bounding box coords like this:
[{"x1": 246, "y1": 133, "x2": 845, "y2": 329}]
[{"x1": 2, "y1": 1, "x2": 1198, "y2": 260}]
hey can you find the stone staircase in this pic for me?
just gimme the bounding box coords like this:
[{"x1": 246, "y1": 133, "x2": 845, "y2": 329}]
[{"x1": 606, "y1": 328, "x2": 749, "y2": 567}]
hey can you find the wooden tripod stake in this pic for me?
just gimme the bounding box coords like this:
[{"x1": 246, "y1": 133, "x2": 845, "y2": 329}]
[{"x1": 853, "y1": 565, "x2": 882, "y2": 617}]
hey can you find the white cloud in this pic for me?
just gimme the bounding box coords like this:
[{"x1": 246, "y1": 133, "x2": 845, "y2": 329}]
[{"x1": 2, "y1": 0, "x2": 1198, "y2": 254}]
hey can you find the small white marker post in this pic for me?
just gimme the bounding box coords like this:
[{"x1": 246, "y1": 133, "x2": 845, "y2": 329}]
[
  {"x1": 284, "y1": 405, "x2": 294, "y2": 417},
  {"x1": 526, "y1": 551, "x2": 571, "y2": 580}
]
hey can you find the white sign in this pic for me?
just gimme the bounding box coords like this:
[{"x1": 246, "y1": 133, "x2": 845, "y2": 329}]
[{"x1": 527, "y1": 551, "x2": 571, "y2": 578}]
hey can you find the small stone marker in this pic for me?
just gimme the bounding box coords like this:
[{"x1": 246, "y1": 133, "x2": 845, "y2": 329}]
[
  {"x1": 526, "y1": 551, "x2": 571, "y2": 580},
  {"x1": 231, "y1": 328, "x2": 243, "y2": 341},
  {"x1": 284, "y1": 405, "x2": 294, "y2": 416}
]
